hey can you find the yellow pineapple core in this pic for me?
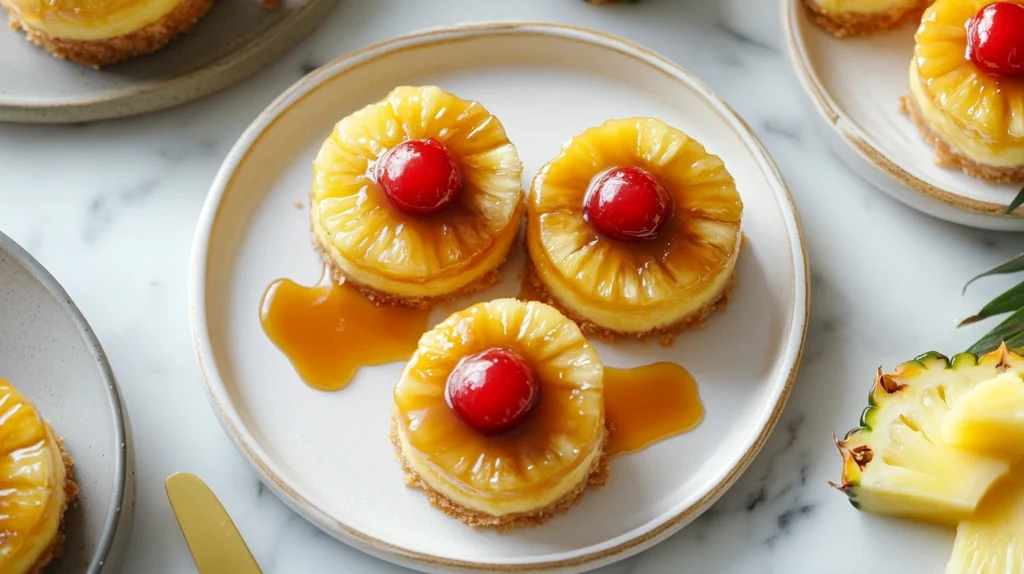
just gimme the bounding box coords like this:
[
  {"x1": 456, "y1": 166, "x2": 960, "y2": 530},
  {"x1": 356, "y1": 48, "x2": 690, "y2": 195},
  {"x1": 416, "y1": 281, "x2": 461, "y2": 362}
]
[
  {"x1": 946, "y1": 466, "x2": 1024, "y2": 574},
  {"x1": 943, "y1": 372, "x2": 1024, "y2": 457}
]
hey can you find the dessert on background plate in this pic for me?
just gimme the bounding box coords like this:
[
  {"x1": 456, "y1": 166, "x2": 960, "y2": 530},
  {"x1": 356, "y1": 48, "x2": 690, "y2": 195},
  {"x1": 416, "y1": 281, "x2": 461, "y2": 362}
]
[
  {"x1": 525, "y1": 118, "x2": 743, "y2": 341},
  {"x1": 0, "y1": 378, "x2": 77, "y2": 574},
  {"x1": 906, "y1": 0, "x2": 1024, "y2": 183},
  {"x1": 802, "y1": 0, "x2": 933, "y2": 36},
  {"x1": 391, "y1": 298, "x2": 606, "y2": 530},
  {"x1": 311, "y1": 85, "x2": 524, "y2": 309},
  {"x1": 1, "y1": 0, "x2": 213, "y2": 67},
  {"x1": 831, "y1": 344, "x2": 1024, "y2": 570}
]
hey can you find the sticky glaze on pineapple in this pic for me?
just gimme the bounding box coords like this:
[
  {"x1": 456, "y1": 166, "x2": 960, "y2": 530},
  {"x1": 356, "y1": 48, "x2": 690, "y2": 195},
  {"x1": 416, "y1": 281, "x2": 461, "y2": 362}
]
[
  {"x1": 260, "y1": 269, "x2": 430, "y2": 391},
  {"x1": 604, "y1": 363, "x2": 704, "y2": 456}
]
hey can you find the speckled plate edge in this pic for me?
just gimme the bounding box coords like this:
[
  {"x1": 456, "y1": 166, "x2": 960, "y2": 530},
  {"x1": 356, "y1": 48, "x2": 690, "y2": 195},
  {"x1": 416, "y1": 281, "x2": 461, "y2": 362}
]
[
  {"x1": 0, "y1": 0, "x2": 339, "y2": 124},
  {"x1": 188, "y1": 22, "x2": 810, "y2": 574},
  {"x1": 0, "y1": 231, "x2": 135, "y2": 574},
  {"x1": 781, "y1": 0, "x2": 1024, "y2": 231}
]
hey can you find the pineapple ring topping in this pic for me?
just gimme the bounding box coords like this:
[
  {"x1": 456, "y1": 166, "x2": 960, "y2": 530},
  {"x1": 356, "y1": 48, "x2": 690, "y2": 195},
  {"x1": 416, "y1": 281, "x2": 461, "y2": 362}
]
[
  {"x1": 374, "y1": 138, "x2": 464, "y2": 215},
  {"x1": 313, "y1": 86, "x2": 523, "y2": 281},
  {"x1": 445, "y1": 347, "x2": 539, "y2": 435},
  {"x1": 529, "y1": 118, "x2": 742, "y2": 307},
  {"x1": 583, "y1": 166, "x2": 674, "y2": 242},
  {"x1": 394, "y1": 299, "x2": 604, "y2": 495}
]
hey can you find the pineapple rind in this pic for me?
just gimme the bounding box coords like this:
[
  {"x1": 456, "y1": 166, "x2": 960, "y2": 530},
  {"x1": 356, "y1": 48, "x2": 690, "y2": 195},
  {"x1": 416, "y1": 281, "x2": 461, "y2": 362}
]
[{"x1": 834, "y1": 346, "x2": 1022, "y2": 525}]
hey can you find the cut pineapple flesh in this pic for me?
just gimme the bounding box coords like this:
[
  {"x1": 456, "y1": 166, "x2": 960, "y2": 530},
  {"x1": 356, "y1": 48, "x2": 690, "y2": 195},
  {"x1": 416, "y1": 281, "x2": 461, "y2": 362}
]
[
  {"x1": 312, "y1": 86, "x2": 524, "y2": 299},
  {"x1": 526, "y1": 118, "x2": 742, "y2": 334},
  {"x1": 393, "y1": 298, "x2": 604, "y2": 516},
  {"x1": 833, "y1": 348, "x2": 1021, "y2": 525},
  {"x1": 945, "y1": 467, "x2": 1024, "y2": 574},
  {"x1": 943, "y1": 372, "x2": 1024, "y2": 457},
  {"x1": 913, "y1": 0, "x2": 1024, "y2": 148},
  {"x1": 2, "y1": 0, "x2": 185, "y2": 40},
  {"x1": 0, "y1": 378, "x2": 69, "y2": 574}
]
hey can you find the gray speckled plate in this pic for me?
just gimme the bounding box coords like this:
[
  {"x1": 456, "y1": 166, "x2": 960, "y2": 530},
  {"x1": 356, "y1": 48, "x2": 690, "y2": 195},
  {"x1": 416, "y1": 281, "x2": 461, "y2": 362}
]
[
  {"x1": 0, "y1": 231, "x2": 134, "y2": 573},
  {"x1": 0, "y1": 0, "x2": 339, "y2": 123}
]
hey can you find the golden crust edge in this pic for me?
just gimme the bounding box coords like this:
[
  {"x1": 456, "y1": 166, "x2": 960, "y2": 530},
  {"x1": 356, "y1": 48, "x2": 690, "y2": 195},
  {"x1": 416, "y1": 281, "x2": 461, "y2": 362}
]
[
  {"x1": 390, "y1": 415, "x2": 608, "y2": 532},
  {"x1": 800, "y1": 0, "x2": 930, "y2": 37},
  {"x1": 902, "y1": 95, "x2": 1024, "y2": 184},
  {"x1": 26, "y1": 423, "x2": 78, "y2": 574},
  {"x1": 3, "y1": 0, "x2": 213, "y2": 67}
]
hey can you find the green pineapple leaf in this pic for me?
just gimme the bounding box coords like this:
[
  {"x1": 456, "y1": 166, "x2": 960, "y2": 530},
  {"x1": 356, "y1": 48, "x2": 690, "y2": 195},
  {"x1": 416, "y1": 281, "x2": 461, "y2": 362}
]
[
  {"x1": 967, "y1": 307, "x2": 1024, "y2": 355},
  {"x1": 959, "y1": 280, "x2": 1024, "y2": 326},
  {"x1": 963, "y1": 252, "x2": 1024, "y2": 294},
  {"x1": 1004, "y1": 185, "x2": 1024, "y2": 215}
]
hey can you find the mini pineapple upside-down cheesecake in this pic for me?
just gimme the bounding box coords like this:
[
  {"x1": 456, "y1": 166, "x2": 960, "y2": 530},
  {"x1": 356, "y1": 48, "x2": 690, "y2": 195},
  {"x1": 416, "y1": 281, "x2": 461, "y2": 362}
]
[
  {"x1": 311, "y1": 86, "x2": 524, "y2": 308},
  {"x1": 802, "y1": 0, "x2": 933, "y2": 36},
  {"x1": 906, "y1": 0, "x2": 1024, "y2": 183},
  {"x1": 525, "y1": 118, "x2": 743, "y2": 340},
  {"x1": 1, "y1": 0, "x2": 213, "y2": 67},
  {"x1": 392, "y1": 299, "x2": 606, "y2": 529},
  {"x1": 0, "y1": 378, "x2": 77, "y2": 574}
]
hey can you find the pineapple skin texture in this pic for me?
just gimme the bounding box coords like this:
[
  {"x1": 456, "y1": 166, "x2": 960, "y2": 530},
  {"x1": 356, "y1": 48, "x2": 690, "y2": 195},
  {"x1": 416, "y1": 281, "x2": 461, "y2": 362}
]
[
  {"x1": 834, "y1": 349, "x2": 1022, "y2": 526},
  {"x1": 313, "y1": 86, "x2": 524, "y2": 300},
  {"x1": 0, "y1": 379, "x2": 68, "y2": 574},
  {"x1": 945, "y1": 466, "x2": 1024, "y2": 574},
  {"x1": 393, "y1": 299, "x2": 604, "y2": 517},
  {"x1": 942, "y1": 372, "x2": 1024, "y2": 457}
]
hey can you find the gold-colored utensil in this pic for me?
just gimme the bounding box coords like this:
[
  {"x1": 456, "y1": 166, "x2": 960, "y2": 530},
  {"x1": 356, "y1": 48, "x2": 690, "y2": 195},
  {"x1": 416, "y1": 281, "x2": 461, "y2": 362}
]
[{"x1": 165, "y1": 472, "x2": 262, "y2": 574}]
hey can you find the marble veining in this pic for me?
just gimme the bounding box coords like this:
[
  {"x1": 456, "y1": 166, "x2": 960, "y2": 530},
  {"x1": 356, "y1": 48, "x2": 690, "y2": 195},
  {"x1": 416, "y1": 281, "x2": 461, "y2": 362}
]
[{"x1": 1, "y1": 0, "x2": 1022, "y2": 572}]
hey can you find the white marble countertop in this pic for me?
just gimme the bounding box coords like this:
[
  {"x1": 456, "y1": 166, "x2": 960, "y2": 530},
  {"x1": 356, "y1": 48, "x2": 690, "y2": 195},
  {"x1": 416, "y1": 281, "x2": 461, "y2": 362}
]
[{"x1": 2, "y1": 0, "x2": 1021, "y2": 572}]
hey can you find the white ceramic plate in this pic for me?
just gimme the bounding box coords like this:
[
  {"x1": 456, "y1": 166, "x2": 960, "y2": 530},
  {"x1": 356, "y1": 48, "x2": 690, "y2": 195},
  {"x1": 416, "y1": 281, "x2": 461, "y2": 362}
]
[
  {"x1": 190, "y1": 23, "x2": 808, "y2": 574},
  {"x1": 0, "y1": 231, "x2": 134, "y2": 573},
  {"x1": 782, "y1": 0, "x2": 1024, "y2": 231},
  {"x1": 0, "y1": 0, "x2": 338, "y2": 123}
]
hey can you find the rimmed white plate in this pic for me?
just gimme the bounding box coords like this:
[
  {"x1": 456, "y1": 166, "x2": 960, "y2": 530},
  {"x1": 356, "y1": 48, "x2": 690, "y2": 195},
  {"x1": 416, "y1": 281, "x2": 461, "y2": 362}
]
[
  {"x1": 0, "y1": 231, "x2": 134, "y2": 573},
  {"x1": 782, "y1": 0, "x2": 1024, "y2": 231},
  {"x1": 190, "y1": 22, "x2": 808, "y2": 574},
  {"x1": 0, "y1": 0, "x2": 338, "y2": 124}
]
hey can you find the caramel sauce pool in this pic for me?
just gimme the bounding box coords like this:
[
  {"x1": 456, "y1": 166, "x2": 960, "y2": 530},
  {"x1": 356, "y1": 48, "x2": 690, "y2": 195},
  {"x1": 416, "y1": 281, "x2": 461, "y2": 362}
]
[
  {"x1": 260, "y1": 270, "x2": 430, "y2": 391},
  {"x1": 604, "y1": 363, "x2": 704, "y2": 456}
]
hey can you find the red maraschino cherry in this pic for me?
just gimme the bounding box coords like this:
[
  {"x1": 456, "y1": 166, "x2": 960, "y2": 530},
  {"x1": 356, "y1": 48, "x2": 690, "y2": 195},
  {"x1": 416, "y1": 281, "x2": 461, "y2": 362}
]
[
  {"x1": 445, "y1": 347, "x2": 539, "y2": 435},
  {"x1": 966, "y1": 2, "x2": 1024, "y2": 77},
  {"x1": 375, "y1": 138, "x2": 463, "y2": 215},
  {"x1": 583, "y1": 166, "x2": 674, "y2": 242}
]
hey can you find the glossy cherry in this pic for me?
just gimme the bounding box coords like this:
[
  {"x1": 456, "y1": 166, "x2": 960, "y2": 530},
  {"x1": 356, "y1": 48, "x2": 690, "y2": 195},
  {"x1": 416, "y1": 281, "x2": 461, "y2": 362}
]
[
  {"x1": 375, "y1": 138, "x2": 463, "y2": 215},
  {"x1": 966, "y1": 2, "x2": 1024, "y2": 77},
  {"x1": 445, "y1": 347, "x2": 539, "y2": 435},
  {"x1": 583, "y1": 167, "x2": 673, "y2": 242}
]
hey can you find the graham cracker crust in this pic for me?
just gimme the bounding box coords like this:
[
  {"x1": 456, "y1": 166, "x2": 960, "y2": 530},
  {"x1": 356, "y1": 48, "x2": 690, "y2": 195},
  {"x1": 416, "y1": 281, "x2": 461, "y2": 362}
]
[
  {"x1": 390, "y1": 416, "x2": 608, "y2": 532},
  {"x1": 313, "y1": 233, "x2": 510, "y2": 310},
  {"x1": 902, "y1": 95, "x2": 1024, "y2": 184},
  {"x1": 522, "y1": 260, "x2": 734, "y2": 346},
  {"x1": 801, "y1": 0, "x2": 929, "y2": 37},
  {"x1": 28, "y1": 424, "x2": 78, "y2": 574},
  {"x1": 4, "y1": 0, "x2": 213, "y2": 68}
]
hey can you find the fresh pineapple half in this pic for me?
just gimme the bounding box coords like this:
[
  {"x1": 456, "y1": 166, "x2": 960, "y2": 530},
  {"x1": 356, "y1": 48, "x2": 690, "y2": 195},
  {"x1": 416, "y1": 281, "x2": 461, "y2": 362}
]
[
  {"x1": 943, "y1": 371, "x2": 1024, "y2": 457},
  {"x1": 831, "y1": 347, "x2": 1023, "y2": 525},
  {"x1": 0, "y1": 378, "x2": 74, "y2": 573},
  {"x1": 312, "y1": 86, "x2": 524, "y2": 302},
  {"x1": 945, "y1": 467, "x2": 1024, "y2": 574},
  {"x1": 526, "y1": 118, "x2": 743, "y2": 335},
  {"x1": 392, "y1": 298, "x2": 605, "y2": 521}
]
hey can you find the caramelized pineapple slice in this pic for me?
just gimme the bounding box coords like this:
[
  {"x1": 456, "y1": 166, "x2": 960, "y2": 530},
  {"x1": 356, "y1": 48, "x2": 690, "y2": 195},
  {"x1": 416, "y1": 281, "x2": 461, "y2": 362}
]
[
  {"x1": 393, "y1": 299, "x2": 604, "y2": 497},
  {"x1": 313, "y1": 86, "x2": 523, "y2": 282}
]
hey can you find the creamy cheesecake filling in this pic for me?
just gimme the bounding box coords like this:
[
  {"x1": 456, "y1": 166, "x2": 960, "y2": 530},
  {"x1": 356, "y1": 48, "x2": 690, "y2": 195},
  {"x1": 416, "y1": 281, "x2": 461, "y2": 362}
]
[
  {"x1": 395, "y1": 415, "x2": 603, "y2": 517},
  {"x1": 312, "y1": 205, "x2": 522, "y2": 300},
  {"x1": 808, "y1": 0, "x2": 922, "y2": 15},
  {"x1": 527, "y1": 226, "x2": 739, "y2": 334},
  {"x1": 1, "y1": 0, "x2": 184, "y2": 40},
  {"x1": 909, "y1": 65, "x2": 1024, "y2": 168}
]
